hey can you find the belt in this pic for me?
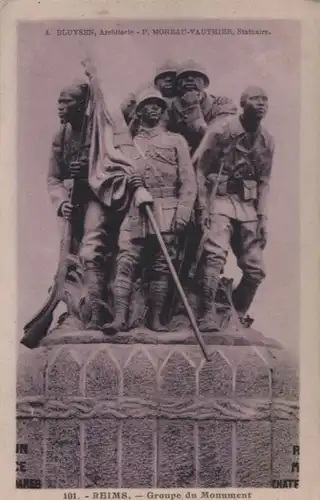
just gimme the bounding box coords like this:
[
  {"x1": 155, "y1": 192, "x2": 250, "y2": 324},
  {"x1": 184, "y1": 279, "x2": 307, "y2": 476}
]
[
  {"x1": 147, "y1": 186, "x2": 177, "y2": 198},
  {"x1": 225, "y1": 179, "x2": 241, "y2": 194}
]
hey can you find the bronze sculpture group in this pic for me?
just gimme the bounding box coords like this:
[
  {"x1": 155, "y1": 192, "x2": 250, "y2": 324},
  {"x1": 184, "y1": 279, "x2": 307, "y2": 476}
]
[{"x1": 21, "y1": 58, "x2": 274, "y2": 353}]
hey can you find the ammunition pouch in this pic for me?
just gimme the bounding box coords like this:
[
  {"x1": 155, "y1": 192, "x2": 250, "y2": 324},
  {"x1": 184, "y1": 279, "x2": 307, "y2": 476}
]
[
  {"x1": 206, "y1": 174, "x2": 257, "y2": 201},
  {"x1": 242, "y1": 179, "x2": 258, "y2": 201}
]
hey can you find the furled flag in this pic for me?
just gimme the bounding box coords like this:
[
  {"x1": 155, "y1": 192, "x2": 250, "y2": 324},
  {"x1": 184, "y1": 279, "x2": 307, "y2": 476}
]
[{"x1": 82, "y1": 56, "x2": 141, "y2": 212}]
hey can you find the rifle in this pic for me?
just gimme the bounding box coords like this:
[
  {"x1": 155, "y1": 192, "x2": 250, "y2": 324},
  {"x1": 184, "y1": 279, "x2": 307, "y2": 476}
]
[
  {"x1": 20, "y1": 183, "x2": 78, "y2": 349},
  {"x1": 21, "y1": 110, "x2": 90, "y2": 349}
]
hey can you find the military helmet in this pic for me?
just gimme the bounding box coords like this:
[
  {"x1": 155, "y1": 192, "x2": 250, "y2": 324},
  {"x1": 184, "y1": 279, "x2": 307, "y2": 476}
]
[
  {"x1": 154, "y1": 60, "x2": 177, "y2": 85},
  {"x1": 135, "y1": 87, "x2": 167, "y2": 112},
  {"x1": 176, "y1": 61, "x2": 210, "y2": 88}
]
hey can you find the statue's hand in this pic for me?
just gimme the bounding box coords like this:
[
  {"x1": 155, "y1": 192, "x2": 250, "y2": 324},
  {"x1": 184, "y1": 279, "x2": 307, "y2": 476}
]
[
  {"x1": 60, "y1": 202, "x2": 74, "y2": 220},
  {"x1": 181, "y1": 90, "x2": 201, "y2": 106},
  {"x1": 69, "y1": 160, "x2": 87, "y2": 179},
  {"x1": 257, "y1": 215, "x2": 268, "y2": 249},
  {"x1": 133, "y1": 187, "x2": 153, "y2": 208},
  {"x1": 128, "y1": 172, "x2": 144, "y2": 191}
]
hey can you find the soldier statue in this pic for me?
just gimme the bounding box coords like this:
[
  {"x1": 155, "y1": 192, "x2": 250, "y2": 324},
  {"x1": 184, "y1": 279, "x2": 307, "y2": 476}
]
[
  {"x1": 153, "y1": 60, "x2": 178, "y2": 131},
  {"x1": 121, "y1": 60, "x2": 178, "y2": 133},
  {"x1": 104, "y1": 87, "x2": 197, "y2": 334},
  {"x1": 194, "y1": 86, "x2": 275, "y2": 331},
  {"x1": 47, "y1": 82, "x2": 145, "y2": 330},
  {"x1": 169, "y1": 61, "x2": 237, "y2": 154}
]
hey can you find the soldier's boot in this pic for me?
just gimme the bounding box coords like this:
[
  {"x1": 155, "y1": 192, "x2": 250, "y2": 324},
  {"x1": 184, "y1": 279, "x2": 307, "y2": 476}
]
[
  {"x1": 103, "y1": 277, "x2": 131, "y2": 335},
  {"x1": 198, "y1": 269, "x2": 220, "y2": 333},
  {"x1": 232, "y1": 275, "x2": 260, "y2": 327},
  {"x1": 147, "y1": 277, "x2": 169, "y2": 332},
  {"x1": 84, "y1": 265, "x2": 108, "y2": 330}
]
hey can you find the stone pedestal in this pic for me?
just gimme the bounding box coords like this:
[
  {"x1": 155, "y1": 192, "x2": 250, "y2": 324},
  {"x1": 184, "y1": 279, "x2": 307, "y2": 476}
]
[{"x1": 17, "y1": 328, "x2": 299, "y2": 488}]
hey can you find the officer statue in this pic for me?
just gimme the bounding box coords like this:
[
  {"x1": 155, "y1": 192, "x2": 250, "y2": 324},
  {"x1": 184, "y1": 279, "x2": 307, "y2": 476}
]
[
  {"x1": 169, "y1": 60, "x2": 237, "y2": 154},
  {"x1": 104, "y1": 88, "x2": 197, "y2": 333},
  {"x1": 194, "y1": 86, "x2": 275, "y2": 331}
]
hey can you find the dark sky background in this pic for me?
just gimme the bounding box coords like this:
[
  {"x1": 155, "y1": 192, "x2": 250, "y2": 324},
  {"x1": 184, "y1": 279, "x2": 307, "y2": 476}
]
[{"x1": 17, "y1": 19, "x2": 300, "y2": 353}]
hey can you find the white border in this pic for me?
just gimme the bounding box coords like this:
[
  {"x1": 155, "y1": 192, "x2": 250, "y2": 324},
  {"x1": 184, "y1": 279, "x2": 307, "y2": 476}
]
[{"x1": 0, "y1": 0, "x2": 319, "y2": 499}]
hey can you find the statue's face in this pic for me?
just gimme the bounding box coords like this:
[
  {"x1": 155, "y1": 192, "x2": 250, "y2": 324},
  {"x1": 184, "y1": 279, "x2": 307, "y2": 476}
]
[
  {"x1": 138, "y1": 100, "x2": 164, "y2": 126},
  {"x1": 155, "y1": 73, "x2": 176, "y2": 97},
  {"x1": 178, "y1": 72, "x2": 205, "y2": 94},
  {"x1": 242, "y1": 89, "x2": 268, "y2": 120},
  {"x1": 57, "y1": 91, "x2": 82, "y2": 124}
]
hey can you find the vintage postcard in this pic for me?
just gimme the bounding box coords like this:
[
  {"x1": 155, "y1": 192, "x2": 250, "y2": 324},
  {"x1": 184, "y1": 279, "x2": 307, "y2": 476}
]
[{"x1": 0, "y1": 0, "x2": 319, "y2": 499}]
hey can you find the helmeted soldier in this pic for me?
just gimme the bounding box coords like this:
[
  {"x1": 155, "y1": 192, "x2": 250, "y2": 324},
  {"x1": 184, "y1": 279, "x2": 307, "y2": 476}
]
[
  {"x1": 104, "y1": 87, "x2": 197, "y2": 333},
  {"x1": 170, "y1": 60, "x2": 237, "y2": 154},
  {"x1": 154, "y1": 60, "x2": 177, "y2": 100},
  {"x1": 154, "y1": 60, "x2": 178, "y2": 129},
  {"x1": 47, "y1": 82, "x2": 144, "y2": 330},
  {"x1": 194, "y1": 86, "x2": 275, "y2": 331}
]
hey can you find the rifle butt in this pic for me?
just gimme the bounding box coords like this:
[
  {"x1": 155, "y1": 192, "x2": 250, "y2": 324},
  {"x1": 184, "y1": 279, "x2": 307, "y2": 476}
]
[{"x1": 21, "y1": 311, "x2": 55, "y2": 349}]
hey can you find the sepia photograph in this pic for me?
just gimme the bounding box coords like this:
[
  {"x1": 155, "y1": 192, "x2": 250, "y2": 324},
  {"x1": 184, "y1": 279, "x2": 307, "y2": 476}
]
[{"x1": 14, "y1": 18, "x2": 301, "y2": 491}]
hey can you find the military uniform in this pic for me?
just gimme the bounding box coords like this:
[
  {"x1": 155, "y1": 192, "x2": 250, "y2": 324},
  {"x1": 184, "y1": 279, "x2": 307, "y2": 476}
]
[
  {"x1": 170, "y1": 92, "x2": 237, "y2": 154},
  {"x1": 169, "y1": 62, "x2": 237, "y2": 154},
  {"x1": 110, "y1": 94, "x2": 197, "y2": 331},
  {"x1": 48, "y1": 123, "x2": 112, "y2": 261},
  {"x1": 48, "y1": 110, "x2": 138, "y2": 328},
  {"x1": 195, "y1": 114, "x2": 275, "y2": 328},
  {"x1": 154, "y1": 61, "x2": 177, "y2": 130}
]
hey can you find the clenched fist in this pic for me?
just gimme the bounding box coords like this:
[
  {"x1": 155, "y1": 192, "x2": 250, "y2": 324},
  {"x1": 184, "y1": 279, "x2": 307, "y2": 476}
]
[
  {"x1": 257, "y1": 215, "x2": 268, "y2": 249},
  {"x1": 128, "y1": 172, "x2": 144, "y2": 191},
  {"x1": 60, "y1": 202, "x2": 74, "y2": 220},
  {"x1": 181, "y1": 90, "x2": 201, "y2": 107},
  {"x1": 69, "y1": 159, "x2": 88, "y2": 179},
  {"x1": 171, "y1": 217, "x2": 188, "y2": 234},
  {"x1": 134, "y1": 187, "x2": 153, "y2": 208}
]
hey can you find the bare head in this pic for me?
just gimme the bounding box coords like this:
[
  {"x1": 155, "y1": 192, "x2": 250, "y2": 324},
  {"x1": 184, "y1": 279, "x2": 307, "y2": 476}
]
[
  {"x1": 240, "y1": 86, "x2": 268, "y2": 121},
  {"x1": 57, "y1": 82, "x2": 89, "y2": 124}
]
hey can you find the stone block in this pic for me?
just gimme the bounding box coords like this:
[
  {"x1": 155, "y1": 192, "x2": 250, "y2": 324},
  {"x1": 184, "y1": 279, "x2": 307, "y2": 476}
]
[
  {"x1": 198, "y1": 421, "x2": 233, "y2": 487},
  {"x1": 236, "y1": 421, "x2": 272, "y2": 487},
  {"x1": 121, "y1": 419, "x2": 156, "y2": 487},
  {"x1": 271, "y1": 419, "x2": 299, "y2": 481},
  {"x1": 199, "y1": 349, "x2": 233, "y2": 397},
  {"x1": 84, "y1": 419, "x2": 119, "y2": 488},
  {"x1": 45, "y1": 419, "x2": 81, "y2": 488},
  {"x1": 123, "y1": 347, "x2": 157, "y2": 400},
  {"x1": 159, "y1": 350, "x2": 196, "y2": 402},
  {"x1": 46, "y1": 348, "x2": 81, "y2": 398},
  {"x1": 235, "y1": 347, "x2": 271, "y2": 399},
  {"x1": 85, "y1": 348, "x2": 120, "y2": 400},
  {"x1": 16, "y1": 419, "x2": 44, "y2": 487},
  {"x1": 158, "y1": 420, "x2": 195, "y2": 487}
]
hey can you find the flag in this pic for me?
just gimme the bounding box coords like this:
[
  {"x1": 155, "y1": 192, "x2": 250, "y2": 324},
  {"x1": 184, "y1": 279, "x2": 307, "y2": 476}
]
[{"x1": 82, "y1": 56, "x2": 140, "y2": 212}]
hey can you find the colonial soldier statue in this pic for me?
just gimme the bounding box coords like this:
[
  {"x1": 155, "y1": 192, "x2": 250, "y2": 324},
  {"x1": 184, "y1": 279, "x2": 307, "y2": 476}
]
[
  {"x1": 170, "y1": 61, "x2": 237, "y2": 154},
  {"x1": 153, "y1": 60, "x2": 177, "y2": 129},
  {"x1": 154, "y1": 60, "x2": 177, "y2": 99},
  {"x1": 47, "y1": 82, "x2": 145, "y2": 330},
  {"x1": 194, "y1": 86, "x2": 275, "y2": 331},
  {"x1": 104, "y1": 88, "x2": 197, "y2": 333}
]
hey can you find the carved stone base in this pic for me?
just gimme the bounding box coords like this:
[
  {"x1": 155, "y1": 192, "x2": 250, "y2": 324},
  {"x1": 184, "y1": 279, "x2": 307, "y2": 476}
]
[{"x1": 17, "y1": 334, "x2": 299, "y2": 488}]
